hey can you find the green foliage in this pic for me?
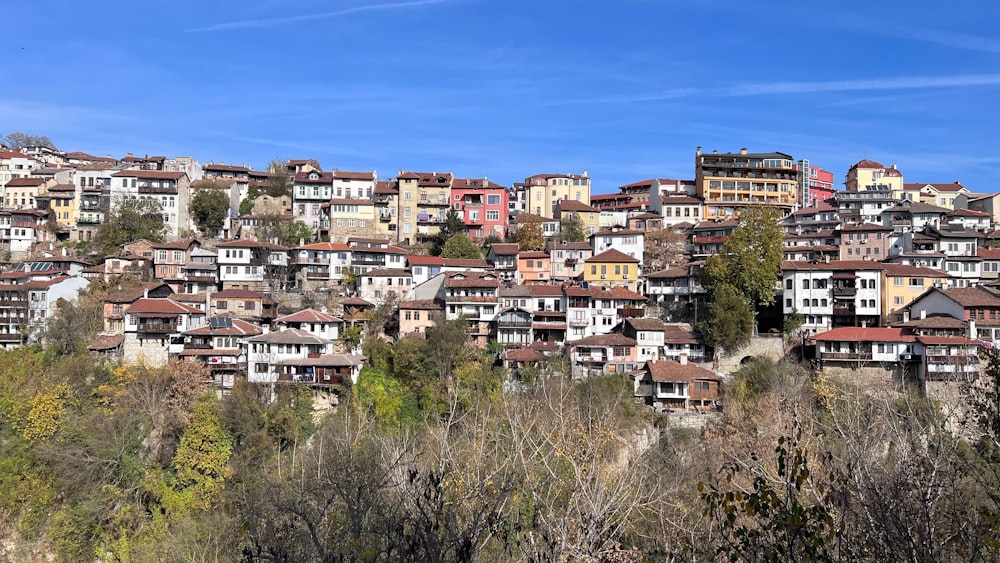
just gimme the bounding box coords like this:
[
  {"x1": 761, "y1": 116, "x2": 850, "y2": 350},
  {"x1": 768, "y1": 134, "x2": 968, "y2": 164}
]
[
  {"x1": 703, "y1": 283, "x2": 754, "y2": 353},
  {"x1": 441, "y1": 232, "x2": 483, "y2": 259},
  {"x1": 481, "y1": 233, "x2": 504, "y2": 249},
  {"x1": 265, "y1": 157, "x2": 292, "y2": 197},
  {"x1": 93, "y1": 198, "x2": 167, "y2": 257},
  {"x1": 514, "y1": 220, "x2": 546, "y2": 251},
  {"x1": 189, "y1": 188, "x2": 230, "y2": 234},
  {"x1": 354, "y1": 366, "x2": 419, "y2": 427},
  {"x1": 341, "y1": 324, "x2": 363, "y2": 351},
  {"x1": 431, "y1": 209, "x2": 467, "y2": 256},
  {"x1": 702, "y1": 206, "x2": 784, "y2": 310},
  {"x1": 557, "y1": 214, "x2": 587, "y2": 242},
  {"x1": 240, "y1": 184, "x2": 261, "y2": 214},
  {"x1": 257, "y1": 213, "x2": 314, "y2": 246},
  {"x1": 783, "y1": 308, "x2": 805, "y2": 335}
]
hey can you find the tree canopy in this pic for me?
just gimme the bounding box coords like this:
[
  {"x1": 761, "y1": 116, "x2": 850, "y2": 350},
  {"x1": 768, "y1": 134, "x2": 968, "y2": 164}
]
[
  {"x1": 556, "y1": 214, "x2": 587, "y2": 243},
  {"x1": 513, "y1": 221, "x2": 545, "y2": 251},
  {"x1": 92, "y1": 198, "x2": 166, "y2": 256},
  {"x1": 701, "y1": 206, "x2": 784, "y2": 310},
  {"x1": 3, "y1": 131, "x2": 56, "y2": 150},
  {"x1": 440, "y1": 233, "x2": 482, "y2": 259},
  {"x1": 256, "y1": 214, "x2": 313, "y2": 247},
  {"x1": 431, "y1": 209, "x2": 467, "y2": 256},
  {"x1": 702, "y1": 283, "x2": 754, "y2": 353},
  {"x1": 189, "y1": 189, "x2": 230, "y2": 235},
  {"x1": 264, "y1": 158, "x2": 292, "y2": 197}
]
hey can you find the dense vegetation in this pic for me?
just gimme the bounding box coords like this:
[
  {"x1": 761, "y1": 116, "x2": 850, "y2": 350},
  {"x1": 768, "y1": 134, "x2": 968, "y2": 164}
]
[{"x1": 2, "y1": 325, "x2": 1000, "y2": 560}]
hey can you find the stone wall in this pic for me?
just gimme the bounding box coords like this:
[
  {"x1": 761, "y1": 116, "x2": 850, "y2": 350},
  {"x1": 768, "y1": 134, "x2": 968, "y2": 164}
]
[{"x1": 716, "y1": 336, "x2": 787, "y2": 375}]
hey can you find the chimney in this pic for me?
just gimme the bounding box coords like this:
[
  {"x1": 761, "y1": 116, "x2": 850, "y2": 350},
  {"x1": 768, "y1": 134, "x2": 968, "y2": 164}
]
[
  {"x1": 861, "y1": 320, "x2": 867, "y2": 328},
  {"x1": 696, "y1": 146, "x2": 702, "y2": 157},
  {"x1": 143, "y1": 287, "x2": 149, "y2": 299},
  {"x1": 920, "y1": 309, "x2": 927, "y2": 320},
  {"x1": 740, "y1": 147, "x2": 748, "y2": 155},
  {"x1": 679, "y1": 353, "x2": 688, "y2": 366},
  {"x1": 712, "y1": 149, "x2": 718, "y2": 155},
  {"x1": 970, "y1": 319, "x2": 977, "y2": 340},
  {"x1": 582, "y1": 170, "x2": 588, "y2": 177}
]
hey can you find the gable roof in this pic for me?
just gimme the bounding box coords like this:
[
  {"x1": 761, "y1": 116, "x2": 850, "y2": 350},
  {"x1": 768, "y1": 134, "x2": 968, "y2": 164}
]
[
  {"x1": 644, "y1": 360, "x2": 720, "y2": 383},
  {"x1": 112, "y1": 170, "x2": 186, "y2": 180},
  {"x1": 812, "y1": 327, "x2": 916, "y2": 343},
  {"x1": 275, "y1": 308, "x2": 343, "y2": 324},
  {"x1": 489, "y1": 243, "x2": 520, "y2": 256},
  {"x1": 586, "y1": 248, "x2": 640, "y2": 263},
  {"x1": 249, "y1": 327, "x2": 328, "y2": 344},
  {"x1": 182, "y1": 317, "x2": 262, "y2": 336},
  {"x1": 128, "y1": 298, "x2": 203, "y2": 315}
]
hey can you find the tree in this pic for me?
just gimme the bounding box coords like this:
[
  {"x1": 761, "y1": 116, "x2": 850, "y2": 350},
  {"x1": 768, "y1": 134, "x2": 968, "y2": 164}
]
[
  {"x1": 256, "y1": 213, "x2": 313, "y2": 246},
  {"x1": 189, "y1": 189, "x2": 230, "y2": 235},
  {"x1": 441, "y1": 233, "x2": 482, "y2": 259},
  {"x1": 644, "y1": 227, "x2": 689, "y2": 272},
  {"x1": 3, "y1": 131, "x2": 56, "y2": 150},
  {"x1": 556, "y1": 214, "x2": 587, "y2": 243},
  {"x1": 431, "y1": 209, "x2": 467, "y2": 256},
  {"x1": 783, "y1": 309, "x2": 805, "y2": 335},
  {"x1": 93, "y1": 197, "x2": 166, "y2": 256},
  {"x1": 703, "y1": 283, "x2": 754, "y2": 353},
  {"x1": 264, "y1": 158, "x2": 292, "y2": 197},
  {"x1": 513, "y1": 221, "x2": 545, "y2": 252},
  {"x1": 702, "y1": 206, "x2": 784, "y2": 310}
]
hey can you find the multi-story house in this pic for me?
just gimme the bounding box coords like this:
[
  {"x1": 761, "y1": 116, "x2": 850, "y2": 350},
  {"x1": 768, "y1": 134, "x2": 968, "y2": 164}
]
[
  {"x1": 396, "y1": 171, "x2": 452, "y2": 245},
  {"x1": 183, "y1": 248, "x2": 218, "y2": 293},
  {"x1": 4, "y1": 176, "x2": 50, "y2": 210},
  {"x1": 274, "y1": 308, "x2": 342, "y2": 340},
  {"x1": 781, "y1": 203, "x2": 840, "y2": 235},
  {"x1": 101, "y1": 283, "x2": 175, "y2": 334},
  {"x1": 690, "y1": 219, "x2": 737, "y2": 259},
  {"x1": 836, "y1": 188, "x2": 896, "y2": 225},
  {"x1": 620, "y1": 318, "x2": 668, "y2": 363},
  {"x1": 838, "y1": 223, "x2": 893, "y2": 261},
  {"x1": 372, "y1": 179, "x2": 399, "y2": 240},
  {"x1": 589, "y1": 228, "x2": 644, "y2": 266},
  {"x1": 517, "y1": 251, "x2": 551, "y2": 284},
  {"x1": 782, "y1": 230, "x2": 840, "y2": 263},
  {"x1": 522, "y1": 171, "x2": 591, "y2": 219},
  {"x1": 452, "y1": 177, "x2": 509, "y2": 239},
  {"x1": 216, "y1": 239, "x2": 289, "y2": 291},
  {"x1": 583, "y1": 249, "x2": 641, "y2": 292},
  {"x1": 695, "y1": 147, "x2": 798, "y2": 220},
  {"x1": 548, "y1": 241, "x2": 591, "y2": 281},
  {"x1": 782, "y1": 260, "x2": 884, "y2": 333},
  {"x1": 210, "y1": 289, "x2": 277, "y2": 324},
  {"x1": 495, "y1": 306, "x2": 533, "y2": 348},
  {"x1": 151, "y1": 239, "x2": 200, "y2": 291},
  {"x1": 486, "y1": 243, "x2": 519, "y2": 282},
  {"x1": 291, "y1": 241, "x2": 351, "y2": 291},
  {"x1": 0, "y1": 150, "x2": 40, "y2": 191},
  {"x1": 882, "y1": 264, "x2": 949, "y2": 324},
  {"x1": 568, "y1": 333, "x2": 637, "y2": 378},
  {"x1": 348, "y1": 237, "x2": 407, "y2": 275},
  {"x1": 111, "y1": 170, "x2": 191, "y2": 237},
  {"x1": 40, "y1": 183, "x2": 77, "y2": 231},
  {"x1": 291, "y1": 170, "x2": 333, "y2": 229},
  {"x1": 651, "y1": 194, "x2": 704, "y2": 226},
  {"x1": 202, "y1": 163, "x2": 250, "y2": 197},
  {"x1": 844, "y1": 159, "x2": 904, "y2": 199},
  {"x1": 795, "y1": 161, "x2": 836, "y2": 208},
  {"x1": 332, "y1": 169, "x2": 376, "y2": 200},
  {"x1": 979, "y1": 247, "x2": 1000, "y2": 282},
  {"x1": 179, "y1": 316, "x2": 262, "y2": 389},
  {"x1": 929, "y1": 225, "x2": 983, "y2": 287},
  {"x1": 358, "y1": 268, "x2": 413, "y2": 306},
  {"x1": 399, "y1": 299, "x2": 442, "y2": 337},
  {"x1": 320, "y1": 198, "x2": 378, "y2": 242},
  {"x1": 811, "y1": 327, "x2": 920, "y2": 373},
  {"x1": 632, "y1": 359, "x2": 721, "y2": 412},
  {"x1": 565, "y1": 285, "x2": 648, "y2": 342},
  {"x1": 881, "y1": 201, "x2": 948, "y2": 233},
  {"x1": 121, "y1": 297, "x2": 206, "y2": 367},
  {"x1": 556, "y1": 199, "x2": 601, "y2": 236},
  {"x1": 906, "y1": 286, "x2": 1000, "y2": 342},
  {"x1": 248, "y1": 328, "x2": 336, "y2": 384},
  {"x1": 903, "y1": 182, "x2": 970, "y2": 209},
  {"x1": 645, "y1": 262, "x2": 706, "y2": 308},
  {"x1": 946, "y1": 208, "x2": 991, "y2": 231},
  {"x1": 442, "y1": 271, "x2": 500, "y2": 346}
]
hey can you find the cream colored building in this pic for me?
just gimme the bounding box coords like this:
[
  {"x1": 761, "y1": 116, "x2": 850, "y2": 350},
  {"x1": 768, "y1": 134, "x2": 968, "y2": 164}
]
[
  {"x1": 0, "y1": 151, "x2": 40, "y2": 195},
  {"x1": 696, "y1": 148, "x2": 798, "y2": 220},
  {"x1": 322, "y1": 198, "x2": 379, "y2": 243},
  {"x1": 396, "y1": 171, "x2": 452, "y2": 246},
  {"x1": 845, "y1": 159, "x2": 904, "y2": 198},
  {"x1": 524, "y1": 171, "x2": 591, "y2": 219}
]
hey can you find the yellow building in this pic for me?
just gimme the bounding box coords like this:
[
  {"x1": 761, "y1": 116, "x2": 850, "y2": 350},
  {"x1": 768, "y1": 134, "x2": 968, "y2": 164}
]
[
  {"x1": 903, "y1": 182, "x2": 969, "y2": 210},
  {"x1": 882, "y1": 263, "x2": 949, "y2": 323},
  {"x1": 396, "y1": 171, "x2": 452, "y2": 246},
  {"x1": 696, "y1": 148, "x2": 798, "y2": 220},
  {"x1": 845, "y1": 159, "x2": 904, "y2": 198},
  {"x1": 321, "y1": 198, "x2": 378, "y2": 243},
  {"x1": 524, "y1": 171, "x2": 591, "y2": 219},
  {"x1": 373, "y1": 179, "x2": 399, "y2": 240},
  {"x1": 583, "y1": 248, "x2": 640, "y2": 292},
  {"x1": 43, "y1": 183, "x2": 79, "y2": 233},
  {"x1": 4, "y1": 176, "x2": 52, "y2": 210},
  {"x1": 556, "y1": 199, "x2": 601, "y2": 237}
]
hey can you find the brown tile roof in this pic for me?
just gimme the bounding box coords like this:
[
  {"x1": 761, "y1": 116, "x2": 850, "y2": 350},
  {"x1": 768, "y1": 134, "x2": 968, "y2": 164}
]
[
  {"x1": 340, "y1": 296, "x2": 373, "y2": 306},
  {"x1": 489, "y1": 243, "x2": 520, "y2": 255},
  {"x1": 363, "y1": 268, "x2": 411, "y2": 277},
  {"x1": 549, "y1": 242, "x2": 592, "y2": 250},
  {"x1": 204, "y1": 164, "x2": 249, "y2": 172},
  {"x1": 407, "y1": 256, "x2": 445, "y2": 266},
  {"x1": 112, "y1": 170, "x2": 186, "y2": 180},
  {"x1": 4, "y1": 177, "x2": 45, "y2": 187},
  {"x1": 88, "y1": 333, "x2": 125, "y2": 351},
  {"x1": 296, "y1": 242, "x2": 350, "y2": 251},
  {"x1": 128, "y1": 298, "x2": 203, "y2": 315},
  {"x1": 182, "y1": 317, "x2": 262, "y2": 336},
  {"x1": 571, "y1": 333, "x2": 636, "y2": 347},
  {"x1": 277, "y1": 353, "x2": 365, "y2": 367},
  {"x1": 441, "y1": 258, "x2": 490, "y2": 268},
  {"x1": 644, "y1": 360, "x2": 720, "y2": 383},
  {"x1": 506, "y1": 348, "x2": 542, "y2": 362},
  {"x1": 979, "y1": 248, "x2": 1000, "y2": 260},
  {"x1": 275, "y1": 308, "x2": 342, "y2": 324},
  {"x1": 850, "y1": 159, "x2": 886, "y2": 169},
  {"x1": 940, "y1": 287, "x2": 1000, "y2": 308},
  {"x1": 625, "y1": 318, "x2": 667, "y2": 331},
  {"x1": 880, "y1": 264, "x2": 949, "y2": 277},
  {"x1": 663, "y1": 326, "x2": 701, "y2": 344},
  {"x1": 331, "y1": 169, "x2": 376, "y2": 181},
  {"x1": 400, "y1": 299, "x2": 442, "y2": 311},
  {"x1": 293, "y1": 171, "x2": 334, "y2": 183},
  {"x1": 586, "y1": 248, "x2": 640, "y2": 264},
  {"x1": 212, "y1": 289, "x2": 273, "y2": 301},
  {"x1": 894, "y1": 314, "x2": 967, "y2": 330},
  {"x1": 519, "y1": 251, "x2": 549, "y2": 259},
  {"x1": 812, "y1": 327, "x2": 916, "y2": 342},
  {"x1": 250, "y1": 327, "x2": 328, "y2": 344},
  {"x1": 151, "y1": 238, "x2": 199, "y2": 250},
  {"x1": 904, "y1": 182, "x2": 967, "y2": 193},
  {"x1": 444, "y1": 271, "x2": 500, "y2": 288},
  {"x1": 528, "y1": 285, "x2": 564, "y2": 297},
  {"x1": 782, "y1": 260, "x2": 884, "y2": 271},
  {"x1": 558, "y1": 199, "x2": 600, "y2": 212}
]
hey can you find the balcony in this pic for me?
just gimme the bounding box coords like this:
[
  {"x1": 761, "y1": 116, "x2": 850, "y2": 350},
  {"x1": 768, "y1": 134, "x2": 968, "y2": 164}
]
[
  {"x1": 618, "y1": 307, "x2": 645, "y2": 319},
  {"x1": 137, "y1": 323, "x2": 178, "y2": 335},
  {"x1": 80, "y1": 201, "x2": 102, "y2": 211},
  {"x1": 821, "y1": 351, "x2": 873, "y2": 361},
  {"x1": 832, "y1": 307, "x2": 855, "y2": 316},
  {"x1": 497, "y1": 320, "x2": 532, "y2": 328},
  {"x1": 419, "y1": 196, "x2": 450, "y2": 206},
  {"x1": 832, "y1": 287, "x2": 857, "y2": 298},
  {"x1": 417, "y1": 214, "x2": 444, "y2": 224},
  {"x1": 466, "y1": 215, "x2": 484, "y2": 224},
  {"x1": 137, "y1": 185, "x2": 178, "y2": 194},
  {"x1": 379, "y1": 214, "x2": 392, "y2": 222},
  {"x1": 77, "y1": 213, "x2": 103, "y2": 225},
  {"x1": 564, "y1": 258, "x2": 577, "y2": 266},
  {"x1": 306, "y1": 271, "x2": 330, "y2": 280},
  {"x1": 352, "y1": 256, "x2": 385, "y2": 266},
  {"x1": 569, "y1": 318, "x2": 589, "y2": 327}
]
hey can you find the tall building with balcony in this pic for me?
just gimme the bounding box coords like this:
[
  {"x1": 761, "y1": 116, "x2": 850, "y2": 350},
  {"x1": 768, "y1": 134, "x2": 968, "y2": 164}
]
[
  {"x1": 291, "y1": 170, "x2": 333, "y2": 230},
  {"x1": 111, "y1": 170, "x2": 191, "y2": 237},
  {"x1": 452, "y1": 177, "x2": 508, "y2": 240},
  {"x1": 522, "y1": 171, "x2": 591, "y2": 219},
  {"x1": 395, "y1": 171, "x2": 452, "y2": 245},
  {"x1": 844, "y1": 159, "x2": 904, "y2": 198},
  {"x1": 695, "y1": 148, "x2": 798, "y2": 220}
]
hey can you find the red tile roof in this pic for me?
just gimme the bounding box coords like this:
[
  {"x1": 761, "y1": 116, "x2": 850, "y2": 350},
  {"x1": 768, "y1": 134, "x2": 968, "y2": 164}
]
[
  {"x1": 850, "y1": 159, "x2": 886, "y2": 169},
  {"x1": 905, "y1": 182, "x2": 967, "y2": 193},
  {"x1": 212, "y1": 289, "x2": 273, "y2": 301},
  {"x1": 519, "y1": 251, "x2": 549, "y2": 259},
  {"x1": 204, "y1": 164, "x2": 249, "y2": 173},
  {"x1": 275, "y1": 308, "x2": 343, "y2": 324},
  {"x1": 444, "y1": 271, "x2": 500, "y2": 288},
  {"x1": 812, "y1": 327, "x2": 916, "y2": 342},
  {"x1": 4, "y1": 177, "x2": 45, "y2": 187},
  {"x1": 916, "y1": 336, "x2": 980, "y2": 345},
  {"x1": 782, "y1": 260, "x2": 885, "y2": 271},
  {"x1": 407, "y1": 255, "x2": 445, "y2": 266},
  {"x1": 528, "y1": 285, "x2": 564, "y2": 297},
  {"x1": 488, "y1": 243, "x2": 520, "y2": 256},
  {"x1": 506, "y1": 348, "x2": 542, "y2": 362},
  {"x1": 331, "y1": 169, "x2": 376, "y2": 181},
  {"x1": 88, "y1": 333, "x2": 125, "y2": 351},
  {"x1": 950, "y1": 208, "x2": 990, "y2": 217},
  {"x1": 644, "y1": 360, "x2": 720, "y2": 383},
  {"x1": 296, "y1": 242, "x2": 350, "y2": 251},
  {"x1": 587, "y1": 248, "x2": 640, "y2": 263},
  {"x1": 182, "y1": 317, "x2": 262, "y2": 336},
  {"x1": 128, "y1": 298, "x2": 203, "y2": 315},
  {"x1": 939, "y1": 287, "x2": 1000, "y2": 308},
  {"x1": 293, "y1": 171, "x2": 333, "y2": 184},
  {"x1": 0, "y1": 151, "x2": 31, "y2": 159},
  {"x1": 400, "y1": 299, "x2": 442, "y2": 311},
  {"x1": 571, "y1": 333, "x2": 636, "y2": 347},
  {"x1": 441, "y1": 258, "x2": 490, "y2": 268},
  {"x1": 558, "y1": 200, "x2": 600, "y2": 212},
  {"x1": 112, "y1": 170, "x2": 186, "y2": 180},
  {"x1": 881, "y1": 264, "x2": 949, "y2": 277}
]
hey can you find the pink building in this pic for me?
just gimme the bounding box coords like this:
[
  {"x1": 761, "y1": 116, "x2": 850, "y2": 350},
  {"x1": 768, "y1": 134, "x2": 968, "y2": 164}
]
[
  {"x1": 796, "y1": 162, "x2": 836, "y2": 207},
  {"x1": 451, "y1": 177, "x2": 509, "y2": 240}
]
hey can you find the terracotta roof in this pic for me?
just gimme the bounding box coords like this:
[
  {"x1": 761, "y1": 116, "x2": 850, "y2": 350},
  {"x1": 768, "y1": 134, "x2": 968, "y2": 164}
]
[
  {"x1": 177, "y1": 348, "x2": 242, "y2": 357},
  {"x1": 528, "y1": 285, "x2": 564, "y2": 297},
  {"x1": 112, "y1": 170, "x2": 185, "y2": 180},
  {"x1": 950, "y1": 208, "x2": 991, "y2": 218},
  {"x1": 327, "y1": 198, "x2": 373, "y2": 206},
  {"x1": 590, "y1": 228, "x2": 645, "y2": 237},
  {"x1": 441, "y1": 258, "x2": 490, "y2": 268},
  {"x1": 347, "y1": 236, "x2": 393, "y2": 245},
  {"x1": 275, "y1": 308, "x2": 342, "y2": 324},
  {"x1": 444, "y1": 271, "x2": 500, "y2": 288},
  {"x1": 646, "y1": 266, "x2": 692, "y2": 279},
  {"x1": 400, "y1": 299, "x2": 441, "y2": 311},
  {"x1": 549, "y1": 242, "x2": 592, "y2": 250},
  {"x1": 182, "y1": 317, "x2": 262, "y2": 336},
  {"x1": 979, "y1": 248, "x2": 1000, "y2": 260},
  {"x1": 363, "y1": 268, "x2": 411, "y2": 277},
  {"x1": 216, "y1": 239, "x2": 288, "y2": 250},
  {"x1": 128, "y1": 298, "x2": 203, "y2": 315},
  {"x1": 884, "y1": 202, "x2": 950, "y2": 214},
  {"x1": 47, "y1": 183, "x2": 76, "y2": 193},
  {"x1": 916, "y1": 336, "x2": 980, "y2": 345},
  {"x1": 88, "y1": 334, "x2": 124, "y2": 351},
  {"x1": 660, "y1": 195, "x2": 702, "y2": 205},
  {"x1": 331, "y1": 169, "x2": 376, "y2": 181},
  {"x1": 489, "y1": 243, "x2": 520, "y2": 256},
  {"x1": 506, "y1": 348, "x2": 542, "y2": 362},
  {"x1": 204, "y1": 164, "x2": 249, "y2": 173},
  {"x1": 151, "y1": 238, "x2": 198, "y2": 250},
  {"x1": 407, "y1": 255, "x2": 445, "y2": 266},
  {"x1": 277, "y1": 354, "x2": 364, "y2": 367},
  {"x1": 212, "y1": 289, "x2": 273, "y2": 301},
  {"x1": 782, "y1": 260, "x2": 884, "y2": 271},
  {"x1": 374, "y1": 180, "x2": 397, "y2": 195},
  {"x1": 4, "y1": 177, "x2": 45, "y2": 187},
  {"x1": 104, "y1": 283, "x2": 173, "y2": 303},
  {"x1": 904, "y1": 182, "x2": 967, "y2": 193},
  {"x1": 250, "y1": 327, "x2": 328, "y2": 344},
  {"x1": 840, "y1": 223, "x2": 892, "y2": 232},
  {"x1": 452, "y1": 177, "x2": 505, "y2": 190},
  {"x1": 663, "y1": 326, "x2": 701, "y2": 344},
  {"x1": 850, "y1": 159, "x2": 886, "y2": 169},
  {"x1": 296, "y1": 242, "x2": 350, "y2": 251},
  {"x1": 625, "y1": 318, "x2": 666, "y2": 331},
  {"x1": 812, "y1": 327, "x2": 916, "y2": 343},
  {"x1": 571, "y1": 333, "x2": 636, "y2": 347},
  {"x1": 340, "y1": 296, "x2": 373, "y2": 306},
  {"x1": 519, "y1": 251, "x2": 549, "y2": 259},
  {"x1": 293, "y1": 171, "x2": 334, "y2": 184},
  {"x1": 644, "y1": 360, "x2": 720, "y2": 383},
  {"x1": 558, "y1": 200, "x2": 600, "y2": 212},
  {"x1": 881, "y1": 264, "x2": 949, "y2": 277},
  {"x1": 0, "y1": 151, "x2": 31, "y2": 159},
  {"x1": 894, "y1": 314, "x2": 967, "y2": 330},
  {"x1": 590, "y1": 286, "x2": 647, "y2": 300},
  {"x1": 939, "y1": 287, "x2": 1000, "y2": 308},
  {"x1": 586, "y1": 248, "x2": 640, "y2": 263}
]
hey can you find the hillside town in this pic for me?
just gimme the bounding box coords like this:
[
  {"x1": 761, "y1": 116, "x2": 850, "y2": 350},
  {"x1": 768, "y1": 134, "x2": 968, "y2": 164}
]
[{"x1": 0, "y1": 142, "x2": 994, "y2": 410}]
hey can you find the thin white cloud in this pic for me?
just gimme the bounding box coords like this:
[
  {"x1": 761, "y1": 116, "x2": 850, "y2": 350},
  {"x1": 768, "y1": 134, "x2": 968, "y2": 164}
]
[
  {"x1": 190, "y1": 0, "x2": 452, "y2": 32},
  {"x1": 557, "y1": 73, "x2": 1000, "y2": 105}
]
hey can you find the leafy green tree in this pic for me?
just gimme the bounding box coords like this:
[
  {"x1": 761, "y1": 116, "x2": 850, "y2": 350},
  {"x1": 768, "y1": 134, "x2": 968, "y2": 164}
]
[
  {"x1": 257, "y1": 213, "x2": 313, "y2": 246},
  {"x1": 159, "y1": 394, "x2": 233, "y2": 515},
  {"x1": 441, "y1": 232, "x2": 482, "y2": 259},
  {"x1": 703, "y1": 283, "x2": 754, "y2": 353},
  {"x1": 431, "y1": 209, "x2": 467, "y2": 256},
  {"x1": 3, "y1": 131, "x2": 56, "y2": 149},
  {"x1": 93, "y1": 197, "x2": 166, "y2": 256},
  {"x1": 557, "y1": 214, "x2": 587, "y2": 242},
  {"x1": 702, "y1": 206, "x2": 784, "y2": 310},
  {"x1": 481, "y1": 233, "x2": 503, "y2": 249},
  {"x1": 265, "y1": 157, "x2": 292, "y2": 197},
  {"x1": 514, "y1": 220, "x2": 545, "y2": 251},
  {"x1": 783, "y1": 309, "x2": 805, "y2": 335},
  {"x1": 189, "y1": 188, "x2": 230, "y2": 235}
]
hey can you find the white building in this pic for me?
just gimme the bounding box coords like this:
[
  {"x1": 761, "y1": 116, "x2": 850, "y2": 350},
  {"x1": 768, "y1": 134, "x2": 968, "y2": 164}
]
[
  {"x1": 110, "y1": 170, "x2": 191, "y2": 237},
  {"x1": 782, "y1": 260, "x2": 883, "y2": 334},
  {"x1": 589, "y1": 228, "x2": 645, "y2": 267}
]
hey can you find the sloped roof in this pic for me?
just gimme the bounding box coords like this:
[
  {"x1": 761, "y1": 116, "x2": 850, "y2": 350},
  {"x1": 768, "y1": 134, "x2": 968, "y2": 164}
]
[
  {"x1": 586, "y1": 248, "x2": 640, "y2": 263},
  {"x1": 212, "y1": 289, "x2": 272, "y2": 301},
  {"x1": 88, "y1": 334, "x2": 125, "y2": 351},
  {"x1": 182, "y1": 317, "x2": 262, "y2": 336},
  {"x1": 489, "y1": 243, "x2": 520, "y2": 256},
  {"x1": 112, "y1": 170, "x2": 185, "y2": 180},
  {"x1": 275, "y1": 308, "x2": 343, "y2": 324},
  {"x1": 894, "y1": 314, "x2": 967, "y2": 330},
  {"x1": 880, "y1": 264, "x2": 949, "y2": 277},
  {"x1": 571, "y1": 333, "x2": 636, "y2": 347},
  {"x1": 249, "y1": 327, "x2": 328, "y2": 344},
  {"x1": 128, "y1": 298, "x2": 203, "y2": 315},
  {"x1": 644, "y1": 360, "x2": 720, "y2": 383},
  {"x1": 625, "y1": 318, "x2": 668, "y2": 331},
  {"x1": 400, "y1": 299, "x2": 442, "y2": 311},
  {"x1": 812, "y1": 327, "x2": 916, "y2": 343},
  {"x1": 939, "y1": 287, "x2": 1000, "y2": 308}
]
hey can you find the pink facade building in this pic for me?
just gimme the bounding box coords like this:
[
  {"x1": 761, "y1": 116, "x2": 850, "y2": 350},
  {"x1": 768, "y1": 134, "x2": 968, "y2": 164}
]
[{"x1": 451, "y1": 178, "x2": 509, "y2": 240}]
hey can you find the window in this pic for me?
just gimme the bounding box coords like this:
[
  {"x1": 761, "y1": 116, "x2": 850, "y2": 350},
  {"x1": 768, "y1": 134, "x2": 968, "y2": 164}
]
[
  {"x1": 785, "y1": 279, "x2": 793, "y2": 290},
  {"x1": 405, "y1": 311, "x2": 412, "y2": 320},
  {"x1": 486, "y1": 210, "x2": 499, "y2": 221},
  {"x1": 785, "y1": 298, "x2": 792, "y2": 307},
  {"x1": 894, "y1": 296, "x2": 905, "y2": 305},
  {"x1": 244, "y1": 301, "x2": 255, "y2": 310},
  {"x1": 894, "y1": 277, "x2": 904, "y2": 286},
  {"x1": 217, "y1": 300, "x2": 228, "y2": 310},
  {"x1": 909, "y1": 278, "x2": 924, "y2": 287},
  {"x1": 802, "y1": 279, "x2": 809, "y2": 289},
  {"x1": 414, "y1": 311, "x2": 421, "y2": 320},
  {"x1": 487, "y1": 194, "x2": 500, "y2": 205}
]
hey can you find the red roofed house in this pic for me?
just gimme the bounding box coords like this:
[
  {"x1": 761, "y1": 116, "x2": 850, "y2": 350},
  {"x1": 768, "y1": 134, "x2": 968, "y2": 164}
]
[
  {"x1": 122, "y1": 297, "x2": 207, "y2": 366},
  {"x1": 348, "y1": 237, "x2": 408, "y2": 276},
  {"x1": 812, "y1": 327, "x2": 918, "y2": 366},
  {"x1": 111, "y1": 170, "x2": 191, "y2": 237},
  {"x1": 782, "y1": 260, "x2": 885, "y2": 334},
  {"x1": 905, "y1": 286, "x2": 1000, "y2": 342},
  {"x1": 568, "y1": 333, "x2": 637, "y2": 378},
  {"x1": 151, "y1": 238, "x2": 201, "y2": 291},
  {"x1": 632, "y1": 359, "x2": 721, "y2": 412},
  {"x1": 274, "y1": 308, "x2": 342, "y2": 340},
  {"x1": 517, "y1": 251, "x2": 551, "y2": 284},
  {"x1": 556, "y1": 199, "x2": 600, "y2": 237},
  {"x1": 583, "y1": 248, "x2": 641, "y2": 292},
  {"x1": 291, "y1": 241, "x2": 351, "y2": 291},
  {"x1": 216, "y1": 239, "x2": 289, "y2": 291},
  {"x1": 486, "y1": 243, "x2": 519, "y2": 282},
  {"x1": 548, "y1": 241, "x2": 592, "y2": 282},
  {"x1": 904, "y1": 182, "x2": 971, "y2": 210},
  {"x1": 179, "y1": 316, "x2": 263, "y2": 389},
  {"x1": 399, "y1": 299, "x2": 443, "y2": 337},
  {"x1": 0, "y1": 151, "x2": 40, "y2": 190},
  {"x1": 210, "y1": 289, "x2": 277, "y2": 324},
  {"x1": 442, "y1": 271, "x2": 500, "y2": 346},
  {"x1": 452, "y1": 177, "x2": 509, "y2": 240},
  {"x1": 291, "y1": 170, "x2": 333, "y2": 230}
]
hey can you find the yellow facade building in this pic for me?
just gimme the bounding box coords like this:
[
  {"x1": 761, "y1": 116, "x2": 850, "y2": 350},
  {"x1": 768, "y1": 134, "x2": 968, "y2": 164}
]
[
  {"x1": 844, "y1": 159, "x2": 904, "y2": 198},
  {"x1": 524, "y1": 172, "x2": 591, "y2": 219},
  {"x1": 882, "y1": 263, "x2": 949, "y2": 324},
  {"x1": 396, "y1": 171, "x2": 452, "y2": 246},
  {"x1": 583, "y1": 248, "x2": 640, "y2": 292},
  {"x1": 696, "y1": 148, "x2": 798, "y2": 220}
]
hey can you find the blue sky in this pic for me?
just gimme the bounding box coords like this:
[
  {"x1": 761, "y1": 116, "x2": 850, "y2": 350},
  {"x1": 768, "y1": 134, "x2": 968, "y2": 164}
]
[{"x1": 2, "y1": 0, "x2": 998, "y2": 193}]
